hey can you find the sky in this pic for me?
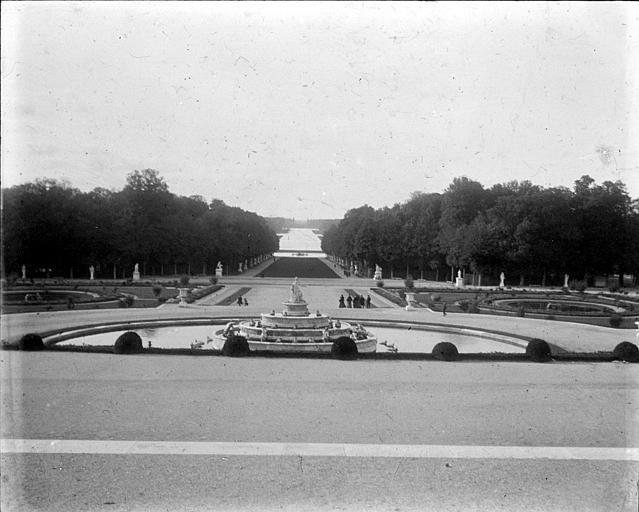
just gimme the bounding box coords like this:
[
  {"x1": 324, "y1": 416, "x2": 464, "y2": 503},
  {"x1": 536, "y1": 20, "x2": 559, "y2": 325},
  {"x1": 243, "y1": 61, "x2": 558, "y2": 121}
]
[{"x1": 2, "y1": 1, "x2": 638, "y2": 219}]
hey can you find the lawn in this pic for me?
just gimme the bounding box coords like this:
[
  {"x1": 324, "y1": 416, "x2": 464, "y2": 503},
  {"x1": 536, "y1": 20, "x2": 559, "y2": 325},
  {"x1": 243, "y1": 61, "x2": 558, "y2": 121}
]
[{"x1": 259, "y1": 258, "x2": 341, "y2": 279}]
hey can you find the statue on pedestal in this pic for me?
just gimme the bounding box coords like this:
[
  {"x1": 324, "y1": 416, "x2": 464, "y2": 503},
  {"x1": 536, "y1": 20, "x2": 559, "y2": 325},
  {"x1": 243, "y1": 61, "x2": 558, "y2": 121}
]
[
  {"x1": 500, "y1": 272, "x2": 505, "y2": 288},
  {"x1": 21, "y1": 265, "x2": 26, "y2": 280},
  {"x1": 89, "y1": 265, "x2": 95, "y2": 280},
  {"x1": 290, "y1": 277, "x2": 304, "y2": 303}
]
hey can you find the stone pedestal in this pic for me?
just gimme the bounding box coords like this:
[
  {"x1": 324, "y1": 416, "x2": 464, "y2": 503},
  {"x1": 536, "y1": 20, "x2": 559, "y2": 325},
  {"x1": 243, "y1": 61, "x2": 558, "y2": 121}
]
[
  {"x1": 404, "y1": 292, "x2": 416, "y2": 310},
  {"x1": 178, "y1": 288, "x2": 189, "y2": 307},
  {"x1": 216, "y1": 267, "x2": 223, "y2": 277},
  {"x1": 282, "y1": 300, "x2": 310, "y2": 317},
  {"x1": 455, "y1": 277, "x2": 464, "y2": 288},
  {"x1": 133, "y1": 271, "x2": 140, "y2": 282}
]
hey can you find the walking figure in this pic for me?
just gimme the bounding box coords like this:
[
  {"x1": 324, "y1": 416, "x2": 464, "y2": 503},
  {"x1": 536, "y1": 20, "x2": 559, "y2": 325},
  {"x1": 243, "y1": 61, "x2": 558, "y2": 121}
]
[
  {"x1": 244, "y1": 298, "x2": 248, "y2": 306},
  {"x1": 366, "y1": 295, "x2": 371, "y2": 308},
  {"x1": 442, "y1": 302, "x2": 447, "y2": 316},
  {"x1": 338, "y1": 295, "x2": 346, "y2": 308},
  {"x1": 346, "y1": 295, "x2": 353, "y2": 308},
  {"x1": 237, "y1": 296, "x2": 243, "y2": 306}
]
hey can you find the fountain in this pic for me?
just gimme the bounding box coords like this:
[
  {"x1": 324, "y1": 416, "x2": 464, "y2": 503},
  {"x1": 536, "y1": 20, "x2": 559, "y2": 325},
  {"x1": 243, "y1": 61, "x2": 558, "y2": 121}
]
[{"x1": 216, "y1": 278, "x2": 377, "y2": 353}]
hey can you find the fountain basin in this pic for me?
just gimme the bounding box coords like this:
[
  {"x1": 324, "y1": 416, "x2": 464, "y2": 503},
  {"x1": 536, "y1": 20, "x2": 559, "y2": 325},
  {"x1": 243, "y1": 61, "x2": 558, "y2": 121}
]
[
  {"x1": 492, "y1": 298, "x2": 624, "y2": 314},
  {"x1": 52, "y1": 322, "x2": 526, "y2": 354}
]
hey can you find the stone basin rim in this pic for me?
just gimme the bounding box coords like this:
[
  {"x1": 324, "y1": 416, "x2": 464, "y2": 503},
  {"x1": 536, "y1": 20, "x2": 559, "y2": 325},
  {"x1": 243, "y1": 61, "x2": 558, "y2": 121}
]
[{"x1": 37, "y1": 317, "x2": 535, "y2": 349}]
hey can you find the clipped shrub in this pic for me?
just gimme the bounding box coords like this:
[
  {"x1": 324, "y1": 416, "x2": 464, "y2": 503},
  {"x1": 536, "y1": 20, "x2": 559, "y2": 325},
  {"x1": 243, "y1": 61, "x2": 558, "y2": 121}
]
[
  {"x1": 376, "y1": 280, "x2": 385, "y2": 288},
  {"x1": 179, "y1": 275, "x2": 190, "y2": 287},
  {"x1": 152, "y1": 283, "x2": 163, "y2": 297},
  {"x1": 525, "y1": 338, "x2": 551, "y2": 362},
  {"x1": 468, "y1": 301, "x2": 480, "y2": 314},
  {"x1": 113, "y1": 331, "x2": 143, "y2": 354},
  {"x1": 222, "y1": 335, "x2": 250, "y2": 357},
  {"x1": 118, "y1": 295, "x2": 134, "y2": 308},
  {"x1": 67, "y1": 297, "x2": 75, "y2": 309},
  {"x1": 432, "y1": 342, "x2": 459, "y2": 361},
  {"x1": 331, "y1": 336, "x2": 358, "y2": 360},
  {"x1": 209, "y1": 276, "x2": 218, "y2": 285},
  {"x1": 609, "y1": 314, "x2": 623, "y2": 328},
  {"x1": 404, "y1": 276, "x2": 414, "y2": 290},
  {"x1": 545, "y1": 314, "x2": 556, "y2": 321},
  {"x1": 458, "y1": 300, "x2": 470, "y2": 312},
  {"x1": 569, "y1": 280, "x2": 587, "y2": 293},
  {"x1": 18, "y1": 333, "x2": 44, "y2": 351},
  {"x1": 517, "y1": 305, "x2": 526, "y2": 317},
  {"x1": 612, "y1": 342, "x2": 639, "y2": 363},
  {"x1": 7, "y1": 272, "x2": 19, "y2": 286}
]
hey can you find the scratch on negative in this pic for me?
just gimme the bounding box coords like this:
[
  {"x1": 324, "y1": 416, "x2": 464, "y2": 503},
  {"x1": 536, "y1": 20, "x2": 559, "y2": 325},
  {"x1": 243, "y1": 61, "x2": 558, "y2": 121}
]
[{"x1": 392, "y1": 457, "x2": 405, "y2": 480}]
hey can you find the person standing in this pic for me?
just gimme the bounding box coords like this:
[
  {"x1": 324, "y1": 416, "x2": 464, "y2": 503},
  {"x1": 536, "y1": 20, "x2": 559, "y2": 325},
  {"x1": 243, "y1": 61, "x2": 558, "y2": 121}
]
[
  {"x1": 339, "y1": 295, "x2": 346, "y2": 308},
  {"x1": 346, "y1": 295, "x2": 353, "y2": 308},
  {"x1": 366, "y1": 295, "x2": 371, "y2": 308},
  {"x1": 442, "y1": 302, "x2": 447, "y2": 316},
  {"x1": 237, "y1": 296, "x2": 243, "y2": 306}
]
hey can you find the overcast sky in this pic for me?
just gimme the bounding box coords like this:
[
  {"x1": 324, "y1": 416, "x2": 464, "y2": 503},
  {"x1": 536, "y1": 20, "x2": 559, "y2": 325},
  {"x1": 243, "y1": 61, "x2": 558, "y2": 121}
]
[{"x1": 2, "y1": 1, "x2": 638, "y2": 218}]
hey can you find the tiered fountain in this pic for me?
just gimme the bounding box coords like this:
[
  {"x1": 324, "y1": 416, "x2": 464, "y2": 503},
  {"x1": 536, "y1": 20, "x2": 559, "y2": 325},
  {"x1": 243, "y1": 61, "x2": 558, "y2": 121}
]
[{"x1": 217, "y1": 278, "x2": 377, "y2": 353}]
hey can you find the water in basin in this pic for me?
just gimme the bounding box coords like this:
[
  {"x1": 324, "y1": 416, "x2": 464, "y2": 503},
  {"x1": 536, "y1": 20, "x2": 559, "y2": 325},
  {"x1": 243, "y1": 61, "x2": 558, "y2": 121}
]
[{"x1": 56, "y1": 325, "x2": 525, "y2": 353}]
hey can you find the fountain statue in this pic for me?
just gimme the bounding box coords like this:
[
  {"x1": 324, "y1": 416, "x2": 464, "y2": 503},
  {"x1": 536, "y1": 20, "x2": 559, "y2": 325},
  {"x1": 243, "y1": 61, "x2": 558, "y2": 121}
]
[{"x1": 290, "y1": 277, "x2": 303, "y2": 303}]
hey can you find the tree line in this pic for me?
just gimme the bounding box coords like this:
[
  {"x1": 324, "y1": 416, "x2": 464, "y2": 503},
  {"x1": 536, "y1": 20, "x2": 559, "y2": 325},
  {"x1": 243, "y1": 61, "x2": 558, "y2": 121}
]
[
  {"x1": 2, "y1": 169, "x2": 279, "y2": 280},
  {"x1": 321, "y1": 175, "x2": 639, "y2": 287}
]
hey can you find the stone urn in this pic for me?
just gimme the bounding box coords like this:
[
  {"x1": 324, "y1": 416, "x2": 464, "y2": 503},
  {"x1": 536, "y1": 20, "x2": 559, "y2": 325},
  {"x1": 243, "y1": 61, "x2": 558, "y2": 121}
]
[{"x1": 178, "y1": 288, "x2": 190, "y2": 306}]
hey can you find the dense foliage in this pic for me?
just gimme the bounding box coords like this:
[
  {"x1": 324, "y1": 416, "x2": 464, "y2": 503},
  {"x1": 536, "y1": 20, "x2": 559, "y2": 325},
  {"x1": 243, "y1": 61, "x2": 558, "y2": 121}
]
[
  {"x1": 322, "y1": 176, "x2": 639, "y2": 287},
  {"x1": 2, "y1": 169, "x2": 279, "y2": 279},
  {"x1": 18, "y1": 333, "x2": 45, "y2": 351}
]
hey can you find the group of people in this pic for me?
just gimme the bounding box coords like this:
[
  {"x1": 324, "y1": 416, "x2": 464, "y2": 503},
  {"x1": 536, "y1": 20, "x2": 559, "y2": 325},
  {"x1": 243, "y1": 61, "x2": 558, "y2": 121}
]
[
  {"x1": 338, "y1": 294, "x2": 371, "y2": 308},
  {"x1": 237, "y1": 296, "x2": 248, "y2": 306}
]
